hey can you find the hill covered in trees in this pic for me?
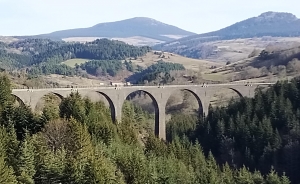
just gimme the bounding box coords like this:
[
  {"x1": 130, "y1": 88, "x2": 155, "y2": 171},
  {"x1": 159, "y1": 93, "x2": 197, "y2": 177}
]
[
  {"x1": 0, "y1": 38, "x2": 151, "y2": 77},
  {"x1": 196, "y1": 12, "x2": 300, "y2": 39},
  {"x1": 0, "y1": 74, "x2": 292, "y2": 183},
  {"x1": 153, "y1": 12, "x2": 300, "y2": 59},
  {"x1": 0, "y1": 38, "x2": 196, "y2": 85},
  {"x1": 127, "y1": 61, "x2": 186, "y2": 84}
]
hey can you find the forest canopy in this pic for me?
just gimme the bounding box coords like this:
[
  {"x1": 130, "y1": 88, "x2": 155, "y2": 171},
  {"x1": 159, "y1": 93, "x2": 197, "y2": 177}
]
[
  {"x1": 0, "y1": 74, "x2": 294, "y2": 183},
  {"x1": 0, "y1": 38, "x2": 151, "y2": 74}
]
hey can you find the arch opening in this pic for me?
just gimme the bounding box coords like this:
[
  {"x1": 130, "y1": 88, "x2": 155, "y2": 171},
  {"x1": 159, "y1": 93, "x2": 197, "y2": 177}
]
[
  {"x1": 35, "y1": 93, "x2": 64, "y2": 114},
  {"x1": 84, "y1": 91, "x2": 111, "y2": 107},
  {"x1": 123, "y1": 90, "x2": 159, "y2": 136},
  {"x1": 166, "y1": 89, "x2": 204, "y2": 118},
  {"x1": 11, "y1": 94, "x2": 26, "y2": 107},
  {"x1": 165, "y1": 89, "x2": 204, "y2": 142},
  {"x1": 95, "y1": 91, "x2": 116, "y2": 123},
  {"x1": 228, "y1": 88, "x2": 243, "y2": 98},
  {"x1": 209, "y1": 87, "x2": 243, "y2": 108}
]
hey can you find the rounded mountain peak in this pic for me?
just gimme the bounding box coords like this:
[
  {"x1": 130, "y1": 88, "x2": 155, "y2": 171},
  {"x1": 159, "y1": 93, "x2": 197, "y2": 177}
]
[
  {"x1": 92, "y1": 17, "x2": 167, "y2": 28},
  {"x1": 257, "y1": 11, "x2": 298, "y2": 21},
  {"x1": 125, "y1": 17, "x2": 166, "y2": 25}
]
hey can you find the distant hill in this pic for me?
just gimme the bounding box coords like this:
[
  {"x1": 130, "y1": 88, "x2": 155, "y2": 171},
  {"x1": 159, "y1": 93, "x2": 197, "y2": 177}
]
[
  {"x1": 153, "y1": 12, "x2": 300, "y2": 59},
  {"x1": 29, "y1": 17, "x2": 195, "y2": 45},
  {"x1": 193, "y1": 11, "x2": 300, "y2": 39}
]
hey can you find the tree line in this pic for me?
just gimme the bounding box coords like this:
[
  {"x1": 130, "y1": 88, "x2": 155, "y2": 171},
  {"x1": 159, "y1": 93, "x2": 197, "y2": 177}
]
[{"x1": 0, "y1": 74, "x2": 290, "y2": 183}]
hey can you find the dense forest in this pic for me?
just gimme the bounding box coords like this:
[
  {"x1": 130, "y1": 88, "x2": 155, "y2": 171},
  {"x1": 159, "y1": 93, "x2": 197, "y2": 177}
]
[
  {"x1": 79, "y1": 60, "x2": 123, "y2": 77},
  {"x1": 0, "y1": 74, "x2": 291, "y2": 183},
  {"x1": 128, "y1": 61, "x2": 185, "y2": 84},
  {"x1": 0, "y1": 38, "x2": 151, "y2": 76},
  {"x1": 26, "y1": 62, "x2": 77, "y2": 77},
  {"x1": 0, "y1": 39, "x2": 191, "y2": 83},
  {"x1": 168, "y1": 77, "x2": 300, "y2": 183}
]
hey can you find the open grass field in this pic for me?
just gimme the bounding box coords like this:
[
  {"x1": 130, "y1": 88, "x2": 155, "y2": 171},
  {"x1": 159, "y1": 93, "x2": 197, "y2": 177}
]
[
  {"x1": 0, "y1": 36, "x2": 18, "y2": 43},
  {"x1": 132, "y1": 51, "x2": 223, "y2": 71},
  {"x1": 62, "y1": 58, "x2": 89, "y2": 67},
  {"x1": 202, "y1": 73, "x2": 227, "y2": 82}
]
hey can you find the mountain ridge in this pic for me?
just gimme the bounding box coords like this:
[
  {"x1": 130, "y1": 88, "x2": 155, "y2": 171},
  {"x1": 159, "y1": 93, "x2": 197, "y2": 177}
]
[
  {"x1": 153, "y1": 11, "x2": 300, "y2": 59},
  {"x1": 201, "y1": 11, "x2": 300, "y2": 38},
  {"x1": 32, "y1": 17, "x2": 196, "y2": 43}
]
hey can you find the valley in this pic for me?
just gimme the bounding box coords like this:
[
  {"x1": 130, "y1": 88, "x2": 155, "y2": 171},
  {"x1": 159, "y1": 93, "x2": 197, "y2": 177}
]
[{"x1": 2, "y1": 10, "x2": 300, "y2": 183}]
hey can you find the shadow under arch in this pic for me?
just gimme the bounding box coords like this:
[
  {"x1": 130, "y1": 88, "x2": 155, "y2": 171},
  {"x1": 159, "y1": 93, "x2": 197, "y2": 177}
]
[
  {"x1": 35, "y1": 92, "x2": 65, "y2": 112},
  {"x1": 96, "y1": 91, "x2": 117, "y2": 123},
  {"x1": 209, "y1": 87, "x2": 246, "y2": 109},
  {"x1": 124, "y1": 90, "x2": 160, "y2": 136},
  {"x1": 11, "y1": 94, "x2": 26, "y2": 107},
  {"x1": 180, "y1": 89, "x2": 204, "y2": 116},
  {"x1": 50, "y1": 92, "x2": 64, "y2": 100},
  {"x1": 228, "y1": 88, "x2": 244, "y2": 98}
]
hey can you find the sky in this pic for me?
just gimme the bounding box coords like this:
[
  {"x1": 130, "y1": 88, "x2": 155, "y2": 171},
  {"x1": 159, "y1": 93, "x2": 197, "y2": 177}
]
[{"x1": 1, "y1": 0, "x2": 300, "y2": 36}]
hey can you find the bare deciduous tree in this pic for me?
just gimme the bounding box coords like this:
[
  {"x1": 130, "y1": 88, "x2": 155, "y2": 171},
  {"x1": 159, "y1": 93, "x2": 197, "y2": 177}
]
[
  {"x1": 277, "y1": 65, "x2": 287, "y2": 79},
  {"x1": 287, "y1": 58, "x2": 300, "y2": 73},
  {"x1": 42, "y1": 119, "x2": 69, "y2": 153}
]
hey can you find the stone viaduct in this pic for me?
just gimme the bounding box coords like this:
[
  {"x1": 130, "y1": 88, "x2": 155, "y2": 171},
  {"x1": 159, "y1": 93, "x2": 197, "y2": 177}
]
[{"x1": 12, "y1": 82, "x2": 274, "y2": 140}]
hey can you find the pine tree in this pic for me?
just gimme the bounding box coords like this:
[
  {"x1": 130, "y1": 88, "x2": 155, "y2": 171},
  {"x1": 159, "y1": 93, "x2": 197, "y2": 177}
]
[
  {"x1": 265, "y1": 169, "x2": 282, "y2": 184},
  {"x1": 0, "y1": 126, "x2": 17, "y2": 184},
  {"x1": 0, "y1": 74, "x2": 13, "y2": 111},
  {"x1": 83, "y1": 148, "x2": 125, "y2": 184},
  {"x1": 63, "y1": 118, "x2": 93, "y2": 183},
  {"x1": 10, "y1": 105, "x2": 41, "y2": 139},
  {"x1": 252, "y1": 170, "x2": 264, "y2": 184},
  {"x1": 189, "y1": 141, "x2": 207, "y2": 183},
  {"x1": 204, "y1": 151, "x2": 220, "y2": 183},
  {"x1": 4, "y1": 124, "x2": 19, "y2": 174},
  {"x1": 59, "y1": 92, "x2": 86, "y2": 123},
  {"x1": 234, "y1": 165, "x2": 254, "y2": 184},
  {"x1": 282, "y1": 140, "x2": 300, "y2": 183},
  {"x1": 144, "y1": 133, "x2": 167, "y2": 157},
  {"x1": 221, "y1": 163, "x2": 234, "y2": 184},
  {"x1": 115, "y1": 147, "x2": 148, "y2": 184},
  {"x1": 16, "y1": 133, "x2": 36, "y2": 184},
  {"x1": 281, "y1": 173, "x2": 291, "y2": 184},
  {"x1": 0, "y1": 156, "x2": 17, "y2": 184}
]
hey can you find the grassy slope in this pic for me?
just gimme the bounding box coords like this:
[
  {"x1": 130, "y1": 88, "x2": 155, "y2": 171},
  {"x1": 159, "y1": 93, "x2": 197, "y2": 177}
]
[
  {"x1": 134, "y1": 51, "x2": 221, "y2": 70},
  {"x1": 131, "y1": 51, "x2": 224, "y2": 81},
  {"x1": 0, "y1": 36, "x2": 19, "y2": 43},
  {"x1": 62, "y1": 58, "x2": 89, "y2": 67},
  {"x1": 61, "y1": 51, "x2": 224, "y2": 81}
]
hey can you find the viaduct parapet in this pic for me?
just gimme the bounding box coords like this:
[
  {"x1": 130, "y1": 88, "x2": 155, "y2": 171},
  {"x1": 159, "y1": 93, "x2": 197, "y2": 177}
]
[{"x1": 12, "y1": 82, "x2": 274, "y2": 140}]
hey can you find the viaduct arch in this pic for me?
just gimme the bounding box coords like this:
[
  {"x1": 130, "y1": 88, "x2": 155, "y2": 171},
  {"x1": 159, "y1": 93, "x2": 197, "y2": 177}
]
[
  {"x1": 228, "y1": 88, "x2": 244, "y2": 98},
  {"x1": 122, "y1": 90, "x2": 160, "y2": 135},
  {"x1": 11, "y1": 83, "x2": 273, "y2": 140},
  {"x1": 174, "y1": 89, "x2": 205, "y2": 116},
  {"x1": 12, "y1": 94, "x2": 26, "y2": 107},
  {"x1": 96, "y1": 91, "x2": 117, "y2": 123}
]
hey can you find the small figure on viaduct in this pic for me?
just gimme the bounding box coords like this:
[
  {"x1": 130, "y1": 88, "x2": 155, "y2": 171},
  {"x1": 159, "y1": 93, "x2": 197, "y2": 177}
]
[{"x1": 12, "y1": 83, "x2": 273, "y2": 140}]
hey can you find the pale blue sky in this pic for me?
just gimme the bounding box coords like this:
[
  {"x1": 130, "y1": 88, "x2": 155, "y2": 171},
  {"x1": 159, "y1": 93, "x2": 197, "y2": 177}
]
[{"x1": 1, "y1": 0, "x2": 299, "y2": 36}]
